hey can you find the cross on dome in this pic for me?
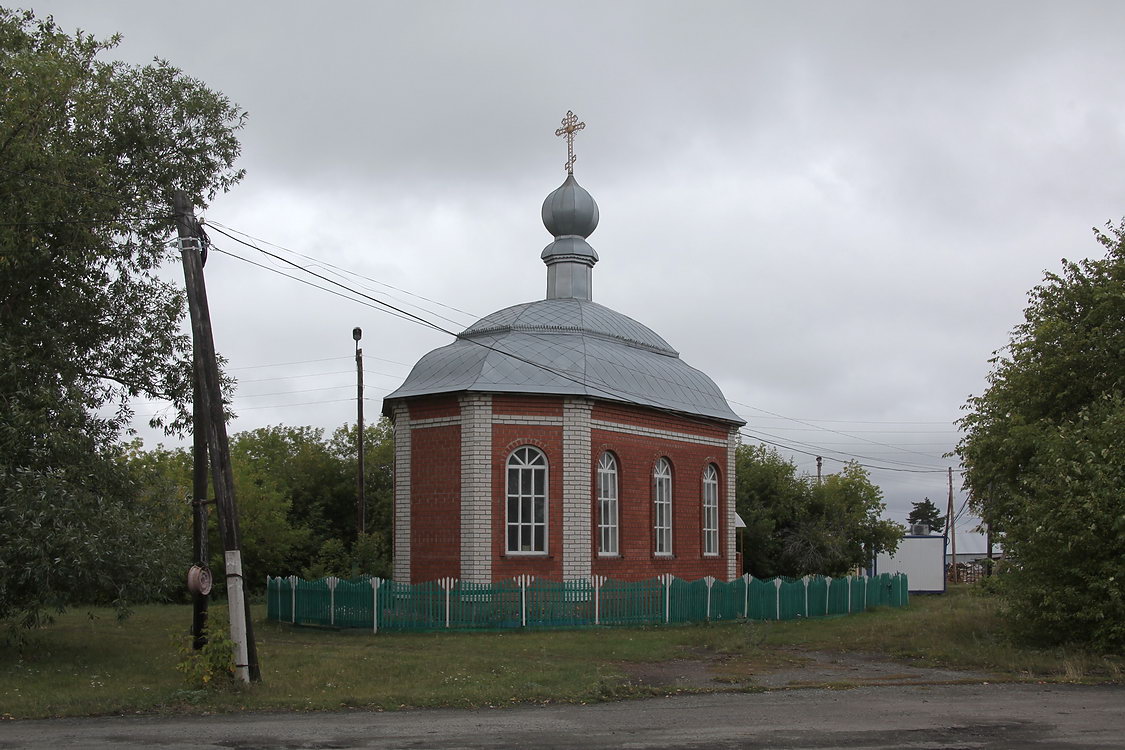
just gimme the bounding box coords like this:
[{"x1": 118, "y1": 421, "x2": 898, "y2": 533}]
[{"x1": 554, "y1": 110, "x2": 585, "y2": 174}]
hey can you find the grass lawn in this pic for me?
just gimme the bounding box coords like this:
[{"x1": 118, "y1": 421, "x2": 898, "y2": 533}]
[{"x1": 1, "y1": 586, "x2": 1119, "y2": 719}]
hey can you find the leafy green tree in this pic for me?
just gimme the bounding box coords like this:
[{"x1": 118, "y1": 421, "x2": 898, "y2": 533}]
[
  {"x1": 735, "y1": 444, "x2": 810, "y2": 577},
  {"x1": 117, "y1": 422, "x2": 398, "y2": 589},
  {"x1": 736, "y1": 446, "x2": 899, "y2": 577},
  {"x1": 0, "y1": 10, "x2": 244, "y2": 631},
  {"x1": 907, "y1": 498, "x2": 945, "y2": 532},
  {"x1": 957, "y1": 219, "x2": 1125, "y2": 649}
]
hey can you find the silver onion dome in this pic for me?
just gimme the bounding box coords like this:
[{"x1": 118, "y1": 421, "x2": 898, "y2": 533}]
[{"x1": 382, "y1": 172, "x2": 743, "y2": 425}]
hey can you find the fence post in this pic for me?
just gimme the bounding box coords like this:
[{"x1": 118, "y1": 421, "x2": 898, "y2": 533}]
[
  {"x1": 862, "y1": 575, "x2": 868, "y2": 611},
  {"x1": 326, "y1": 576, "x2": 337, "y2": 626},
  {"x1": 704, "y1": 576, "x2": 715, "y2": 621},
  {"x1": 593, "y1": 575, "x2": 604, "y2": 626},
  {"x1": 743, "y1": 574, "x2": 751, "y2": 619},
  {"x1": 370, "y1": 577, "x2": 381, "y2": 634},
  {"x1": 774, "y1": 578, "x2": 782, "y2": 620},
  {"x1": 802, "y1": 575, "x2": 810, "y2": 618},
  {"x1": 846, "y1": 575, "x2": 852, "y2": 613},
  {"x1": 824, "y1": 576, "x2": 832, "y2": 616},
  {"x1": 440, "y1": 577, "x2": 454, "y2": 629},
  {"x1": 516, "y1": 575, "x2": 531, "y2": 628},
  {"x1": 289, "y1": 575, "x2": 298, "y2": 623},
  {"x1": 663, "y1": 574, "x2": 673, "y2": 623}
]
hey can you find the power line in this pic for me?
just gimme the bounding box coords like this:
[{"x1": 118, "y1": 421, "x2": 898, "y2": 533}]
[
  {"x1": 134, "y1": 395, "x2": 384, "y2": 419},
  {"x1": 205, "y1": 220, "x2": 479, "y2": 325},
  {"x1": 740, "y1": 429, "x2": 949, "y2": 474},
  {"x1": 207, "y1": 245, "x2": 442, "y2": 330},
  {"x1": 207, "y1": 231, "x2": 450, "y2": 334},
  {"x1": 200, "y1": 222, "x2": 966, "y2": 472},
  {"x1": 228, "y1": 354, "x2": 409, "y2": 370}
]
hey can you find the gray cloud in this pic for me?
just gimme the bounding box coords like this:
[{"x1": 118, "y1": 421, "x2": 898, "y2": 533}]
[{"x1": 32, "y1": 0, "x2": 1125, "y2": 530}]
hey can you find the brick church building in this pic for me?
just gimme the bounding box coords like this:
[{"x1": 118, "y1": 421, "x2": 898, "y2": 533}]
[{"x1": 382, "y1": 116, "x2": 744, "y2": 584}]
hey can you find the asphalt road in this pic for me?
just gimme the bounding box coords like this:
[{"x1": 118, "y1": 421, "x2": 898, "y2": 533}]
[{"x1": 1, "y1": 683, "x2": 1122, "y2": 749}]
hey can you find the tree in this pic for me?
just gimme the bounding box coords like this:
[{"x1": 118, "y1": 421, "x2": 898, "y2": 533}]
[
  {"x1": 956, "y1": 219, "x2": 1125, "y2": 649},
  {"x1": 735, "y1": 445, "x2": 900, "y2": 578},
  {"x1": 906, "y1": 498, "x2": 944, "y2": 532},
  {"x1": 120, "y1": 422, "x2": 398, "y2": 588},
  {"x1": 0, "y1": 10, "x2": 245, "y2": 632}
]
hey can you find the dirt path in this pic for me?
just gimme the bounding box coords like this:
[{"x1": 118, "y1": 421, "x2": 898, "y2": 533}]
[{"x1": 619, "y1": 648, "x2": 993, "y2": 690}]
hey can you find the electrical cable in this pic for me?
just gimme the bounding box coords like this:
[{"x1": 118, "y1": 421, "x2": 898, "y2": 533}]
[{"x1": 201, "y1": 223, "x2": 967, "y2": 475}]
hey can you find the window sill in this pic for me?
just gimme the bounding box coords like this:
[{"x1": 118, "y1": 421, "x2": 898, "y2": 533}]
[{"x1": 503, "y1": 551, "x2": 550, "y2": 558}]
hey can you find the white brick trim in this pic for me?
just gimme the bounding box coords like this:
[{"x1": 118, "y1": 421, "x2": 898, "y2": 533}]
[
  {"x1": 460, "y1": 394, "x2": 493, "y2": 583},
  {"x1": 726, "y1": 428, "x2": 739, "y2": 580},
  {"x1": 410, "y1": 415, "x2": 462, "y2": 429},
  {"x1": 491, "y1": 415, "x2": 564, "y2": 426},
  {"x1": 561, "y1": 398, "x2": 593, "y2": 580},
  {"x1": 590, "y1": 419, "x2": 728, "y2": 448},
  {"x1": 392, "y1": 404, "x2": 411, "y2": 583}
]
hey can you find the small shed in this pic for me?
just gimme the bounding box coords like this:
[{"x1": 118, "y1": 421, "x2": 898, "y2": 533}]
[{"x1": 874, "y1": 534, "x2": 946, "y2": 593}]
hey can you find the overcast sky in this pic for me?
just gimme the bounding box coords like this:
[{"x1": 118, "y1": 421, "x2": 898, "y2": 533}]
[{"x1": 29, "y1": 1, "x2": 1125, "y2": 544}]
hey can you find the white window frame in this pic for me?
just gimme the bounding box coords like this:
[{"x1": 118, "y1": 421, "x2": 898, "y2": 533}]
[
  {"x1": 506, "y1": 446, "x2": 547, "y2": 555},
  {"x1": 702, "y1": 464, "x2": 719, "y2": 557},
  {"x1": 597, "y1": 452, "x2": 619, "y2": 556},
  {"x1": 653, "y1": 457, "x2": 672, "y2": 556}
]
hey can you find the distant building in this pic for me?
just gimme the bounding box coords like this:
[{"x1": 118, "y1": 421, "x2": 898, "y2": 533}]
[{"x1": 382, "y1": 117, "x2": 744, "y2": 584}]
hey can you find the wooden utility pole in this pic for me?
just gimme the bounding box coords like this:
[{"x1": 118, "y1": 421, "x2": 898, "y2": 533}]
[
  {"x1": 175, "y1": 192, "x2": 260, "y2": 682},
  {"x1": 946, "y1": 466, "x2": 957, "y2": 584},
  {"x1": 986, "y1": 521, "x2": 993, "y2": 577},
  {"x1": 353, "y1": 327, "x2": 365, "y2": 538},
  {"x1": 190, "y1": 351, "x2": 210, "y2": 650},
  {"x1": 816, "y1": 456, "x2": 823, "y2": 485}
]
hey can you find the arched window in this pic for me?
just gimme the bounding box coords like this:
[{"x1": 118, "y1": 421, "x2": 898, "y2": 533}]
[
  {"x1": 597, "y1": 452, "x2": 619, "y2": 555},
  {"x1": 653, "y1": 457, "x2": 672, "y2": 555},
  {"x1": 507, "y1": 446, "x2": 547, "y2": 554},
  {"x1": 702, "y1": 464, "x2": 719, "y2": 556}
]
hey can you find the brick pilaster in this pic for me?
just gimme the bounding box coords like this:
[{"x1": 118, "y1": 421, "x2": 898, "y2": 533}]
[
  {"x1": 392, "y1": 403, "x2": 411, "y2": 583},
  {"x1": 460, "y1": 393, "x2": 493, "y2": 583},
  {"x1": 562, "y1": 398, "x2": 593, "y2": 580},
  {"x1": 726, "y1": 427, "x2": 739, "y2": 580}
]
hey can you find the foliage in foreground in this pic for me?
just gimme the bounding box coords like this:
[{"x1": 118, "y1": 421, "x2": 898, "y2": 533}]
[
  {"x1": 0, "y1": 9, "x2": 245, "y2": 633},
  {"x1": 736, "y1": 445, "x2": 902, "y2": 578},
  {"x1": 957, "y1": 219, "x2": 1125, "y2": 650},
  {"x1": 174, "y1": 620, "x2": 235, "y2": 689}
]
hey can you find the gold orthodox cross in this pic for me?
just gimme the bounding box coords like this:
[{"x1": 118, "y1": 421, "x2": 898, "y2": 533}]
[{"x1": 555, "y1": 110, "x2": 585, "y2": 174}]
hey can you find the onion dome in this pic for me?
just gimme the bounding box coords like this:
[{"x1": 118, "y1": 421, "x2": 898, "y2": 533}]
[
  {"x1": 382, "y1": 114, "x2": 744, "y2": 425},
  {"x1": 541, "y1": 174, "x2": 599, "y2": 301}
]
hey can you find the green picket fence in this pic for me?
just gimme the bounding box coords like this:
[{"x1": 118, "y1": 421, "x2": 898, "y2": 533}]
[{"x1": 266, "y1": 572, "x2": 908, "y2": 632}]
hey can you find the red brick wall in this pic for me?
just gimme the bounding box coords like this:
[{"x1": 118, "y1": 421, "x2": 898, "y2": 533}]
[
  {"x1": 592, "y1": 402, "x2": 728, "y2": 441},
  {"x1": 490, "y1": 423, "x2": 564, "y2": 581},
  {"x1": 400, "y1": 394, "x2": 733, "y2": 584},
  {"x1": 493, "y1": 394, "x2": 564, "y2": 417},
  {"x1": 409, "y1": 424, "x2": 461, "y2": 583},
  {"x1": 408, "y1": 395, "x2": 460, "y2": 420},
  {"x1": 589, "y1": 407, "x2": 729, "y2": 581}
]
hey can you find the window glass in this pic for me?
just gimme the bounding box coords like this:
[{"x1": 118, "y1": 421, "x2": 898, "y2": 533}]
[
  {"x1": 703, "y1": 464, "x2": 719, "y2": 556},
  {"x1": 597, "y1": 453, "x2": 618, "y2": 555},
  {"x1": 506, "y1": 447, "x2": 547, "y2": 553},
  {"x1": 653, "y1": 458, "x2": 672, "y2": 555}
]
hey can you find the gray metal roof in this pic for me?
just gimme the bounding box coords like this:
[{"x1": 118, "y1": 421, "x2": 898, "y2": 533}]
[{"x1": 383, "y1": 297, "x2": 744, "y2": 425}]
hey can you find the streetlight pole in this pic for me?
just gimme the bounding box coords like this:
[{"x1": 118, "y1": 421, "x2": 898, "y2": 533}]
[{"x1": 353, "y1": 327, "x2": 365, "y2": 539}]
